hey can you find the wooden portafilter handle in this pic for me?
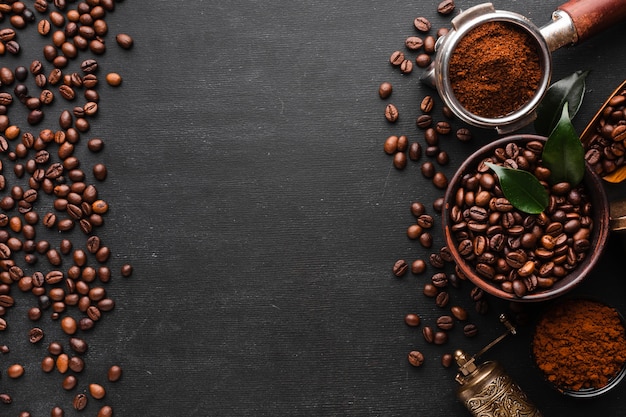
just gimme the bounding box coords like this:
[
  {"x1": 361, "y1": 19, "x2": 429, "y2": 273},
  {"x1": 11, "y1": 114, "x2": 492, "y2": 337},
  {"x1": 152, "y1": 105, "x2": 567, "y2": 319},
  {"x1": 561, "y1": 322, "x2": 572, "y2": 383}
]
[{"x1": 558, "y1": 0, "x2": 626, "y2": 43}]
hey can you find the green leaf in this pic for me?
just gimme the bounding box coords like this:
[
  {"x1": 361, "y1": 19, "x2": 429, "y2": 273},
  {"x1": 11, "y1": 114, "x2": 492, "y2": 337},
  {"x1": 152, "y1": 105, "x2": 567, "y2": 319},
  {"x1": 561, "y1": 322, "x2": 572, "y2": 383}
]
[
  {"x1": 534, "y1": 70, "x2": 589, "y2": 136},
  {"x1": 485, "y1": 163, "x2": 549, "y2": 214},
  {"x1": 542, "y1": 103, "x2": 585, "y2": 186}
]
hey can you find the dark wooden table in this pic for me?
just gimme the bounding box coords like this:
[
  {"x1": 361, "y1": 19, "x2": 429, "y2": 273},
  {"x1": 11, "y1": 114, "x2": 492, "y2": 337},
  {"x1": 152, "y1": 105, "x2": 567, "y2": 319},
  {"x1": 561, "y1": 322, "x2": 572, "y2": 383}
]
[{"x1": 3, "y1": 0, "x2": 626, "y2": 416}]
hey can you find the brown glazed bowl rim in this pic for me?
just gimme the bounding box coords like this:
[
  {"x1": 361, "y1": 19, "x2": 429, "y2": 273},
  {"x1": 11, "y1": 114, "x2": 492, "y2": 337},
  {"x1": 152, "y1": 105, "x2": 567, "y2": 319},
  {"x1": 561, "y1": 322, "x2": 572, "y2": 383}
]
[
  {"x1": 531, "y1": 296, "x2": 626, "y2": 398},
  {"x1": 441, "y1": 134, "x2": 611, "y2": 302}
]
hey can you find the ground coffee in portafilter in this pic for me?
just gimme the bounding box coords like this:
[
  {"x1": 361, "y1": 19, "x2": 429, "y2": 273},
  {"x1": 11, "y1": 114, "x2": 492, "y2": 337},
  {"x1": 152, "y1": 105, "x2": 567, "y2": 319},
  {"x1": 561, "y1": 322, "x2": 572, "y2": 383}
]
[
  {"x1": 0, "y1": 1, "x2": 134, "y2": 414},
  {"x1": 448, "y1": 21, "x2": 542, "y2": 118}
]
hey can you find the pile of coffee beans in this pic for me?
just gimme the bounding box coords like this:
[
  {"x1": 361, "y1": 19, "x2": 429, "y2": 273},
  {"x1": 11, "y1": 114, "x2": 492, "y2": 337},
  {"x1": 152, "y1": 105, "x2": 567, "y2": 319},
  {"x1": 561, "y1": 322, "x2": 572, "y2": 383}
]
[
  {"x1": 0, "y1": 1, "x2": 133, "y2": 415},
  {"x1": 378, "y1": 2, "x2": 534, "y2": 370},
  {"x1": 584, "y1": 88, "x2": 626, "y2": 177},
  {"x1": 447, "y1": 140, "x2": 594, "y2": 297}
]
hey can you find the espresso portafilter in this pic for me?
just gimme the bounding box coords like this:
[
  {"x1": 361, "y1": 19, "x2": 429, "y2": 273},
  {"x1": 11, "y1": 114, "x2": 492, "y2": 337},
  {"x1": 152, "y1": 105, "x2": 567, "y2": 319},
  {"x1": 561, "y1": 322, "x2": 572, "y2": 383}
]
[{"x1": 421, "y1": 0, "x2": 626, "y2": 134}]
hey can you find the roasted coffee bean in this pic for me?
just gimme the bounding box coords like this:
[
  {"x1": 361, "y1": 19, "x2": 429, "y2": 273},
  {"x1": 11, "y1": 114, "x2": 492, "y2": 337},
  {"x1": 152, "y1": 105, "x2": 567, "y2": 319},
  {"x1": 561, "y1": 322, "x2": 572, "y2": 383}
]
[
  {"x1": 385, "y1": 103, "x2": 399, "y2": 122},
  {"x1": 29, "y1": 327, "x2": 44, "y2": 343},
  {"x1": 423, "y1": 36, "x2": 436, "y2": 54},
  {"x1": 421, "y1": 162, "x2": 435, "y2": 179},
  {"x1": 436, "y1": 315, "x2": 454, "y2": 330},
  {"x1": 431, "y1": 272, "x2": 448, "y2": 288},
  {"x1": 108, "y1": 364, "x2": 123, "y2": 382},
  {"x1": 408, "y1": 142, "x2": 422, "y2": 161},
  {"x1": 389, "y1": 50, "x2": 405, "y2": 66},
  {"x1": 0, "y1": 393, "x2": 11, "y2": 404},
  {"x1": 420, "y1": 96, "x2": 434, "y2": 113},
  {"x1": 378, "y1": 82, "x2": 392, "y2": 99},
  {"x1": 441, "y1": 353, "x2": 453, "y2": 368},
  {"x1": 411, "y1": 259, "x2": 426, "y2": 275},
  {"x1": 400, "y1": 59, "x2": 413, "y2": 74},
  {"x1": 89, "y1": 384, "x2": 106, "y2": 400},
  {"x1": 393, "y1": 152, "x2": 407, "y2": 169},
  {"x1": 417, "y1": 232, "x2": 432, "y2": 248},
  {"x1": 429, "y1": 253, "x2": 444, "y2": 268},
  {"x1": 432, "y1": 172, "x2": 448, "y2": 189},
  {"x1": 413, "y1": 17, "x2": 431, "y2": 32},
  {"x1": 405, "y1": 36, "x2": 423, "y2": 50},
  {"x1": 423, "y1": 283, "x2": 438, "y2": 297},
  {"x1": 7, "y1": 363, "x2": 24, "y2": 378},
  {"x1": 408, "y1": 350, "x2": 425, "y2": 367},
  {"x1": 405, "y1": 313, "x2": 421, "y2": 327},
  {"x1": 392, "y1": 259, "x2": 408, "y2": 277},
  {"x1": 451, "y1": 306, "x2": 468, "y2": 321},
  {"x1": 438, "y1": 0, "x2": 456, "y2": 15},
  {"x1": 416, "y1": 114, "x2": 432, "y2": 129},
  {"x1": 417, "y1": 214, "x2": 434, "y2": 229},
  {"x1": 436, "y1": 121, "x2": 451, "y2": 135},
  {"x1": 73, "y1": 393, "x2": 88, "y2": 410},
  {"x1": 98, "y1": 406, "x2": 114, "y2": 417},
  {"x1": 434, "y1": 331, "x2": 448, "y2": 345},
  {"x1": 415, "y1": 53, "x2": 431, "y2": 68},
  {"x1": 435, "y1": 291, "x2": 449, "y2": 307},
  {"x1": 422, "y1": 325, "x2": 434, "y2": 343},
  {"x1": 463, "y1": 323, "x2": 479, "y2": 337},
  {"x1": 456, "y1": 128, "x2": 472, "y2": 142},
  {"x1": 116, "y1": 33, "x2": 134, "y2": 49}
]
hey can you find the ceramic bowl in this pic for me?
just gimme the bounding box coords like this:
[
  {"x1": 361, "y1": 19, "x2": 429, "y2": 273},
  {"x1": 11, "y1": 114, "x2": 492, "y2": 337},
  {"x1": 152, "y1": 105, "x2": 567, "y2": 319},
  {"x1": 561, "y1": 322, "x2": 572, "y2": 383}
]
[{"x1": 441, "y1": 135, "x2": 610, "y2": 302}]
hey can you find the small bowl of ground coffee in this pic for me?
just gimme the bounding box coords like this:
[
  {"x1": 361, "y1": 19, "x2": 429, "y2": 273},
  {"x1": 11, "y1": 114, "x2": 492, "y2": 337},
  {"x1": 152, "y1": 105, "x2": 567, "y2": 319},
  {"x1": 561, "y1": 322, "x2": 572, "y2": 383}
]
[
  {"x1": 441, "y1": 135, "x2": 610, "y2": 301},
  {"x1": 532, "y1": 298, "x2": 626, "y2": 397}
]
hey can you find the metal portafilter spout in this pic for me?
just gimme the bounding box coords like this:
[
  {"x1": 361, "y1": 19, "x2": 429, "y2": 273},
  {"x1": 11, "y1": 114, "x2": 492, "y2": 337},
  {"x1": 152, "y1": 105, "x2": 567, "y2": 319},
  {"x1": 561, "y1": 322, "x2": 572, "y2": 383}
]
[{"x1": 421, "y1": 0, "x2": 626, "y2": 134}]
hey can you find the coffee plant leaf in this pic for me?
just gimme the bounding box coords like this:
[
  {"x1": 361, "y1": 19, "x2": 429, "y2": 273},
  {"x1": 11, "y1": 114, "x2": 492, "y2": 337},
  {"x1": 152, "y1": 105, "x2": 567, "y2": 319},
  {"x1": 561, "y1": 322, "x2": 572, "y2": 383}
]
[
  {"x1": 535, "y1": 70, "x2": 589, "y2": 136},
  {"x1": 542, "y1": 103, "x2": 585, "y2": 186},
  {"x1": 485, "y1": 163, "x2": 549, "y2": 214}
]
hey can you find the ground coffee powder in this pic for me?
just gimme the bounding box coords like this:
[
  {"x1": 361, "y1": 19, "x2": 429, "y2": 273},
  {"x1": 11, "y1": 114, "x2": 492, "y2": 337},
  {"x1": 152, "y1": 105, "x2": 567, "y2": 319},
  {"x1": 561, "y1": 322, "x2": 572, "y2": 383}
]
[{"x1": 448, "y1": 21, "x2": 542, "y2": 118}]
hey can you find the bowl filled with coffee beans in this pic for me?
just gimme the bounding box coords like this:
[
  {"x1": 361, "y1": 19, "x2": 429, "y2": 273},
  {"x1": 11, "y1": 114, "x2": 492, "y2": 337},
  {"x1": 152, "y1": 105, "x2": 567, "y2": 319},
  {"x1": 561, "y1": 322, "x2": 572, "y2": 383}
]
[{"x1": 441, "y1": 135, "x2": 610, "y2": 301}]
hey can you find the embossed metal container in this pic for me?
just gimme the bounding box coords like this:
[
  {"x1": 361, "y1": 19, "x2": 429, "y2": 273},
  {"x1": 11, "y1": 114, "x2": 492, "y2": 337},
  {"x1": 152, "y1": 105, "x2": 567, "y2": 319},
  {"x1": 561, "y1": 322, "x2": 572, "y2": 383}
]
[{"x1": 455, "y1": 350, "x2": 542, "y2": 416}]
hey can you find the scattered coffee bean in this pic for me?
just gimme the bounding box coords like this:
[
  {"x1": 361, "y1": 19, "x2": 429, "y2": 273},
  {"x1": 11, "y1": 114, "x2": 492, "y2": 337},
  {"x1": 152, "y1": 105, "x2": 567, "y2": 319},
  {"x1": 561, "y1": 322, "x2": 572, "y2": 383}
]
[
  {"x1": 441, "y1": 353, "x2": 453, "y2": 368},
  {"x1": 436, "y1": 315, "x2": 454, "y2": 330},
  {"x1": 105, "y1": 72, "x2": 122, "y2": 86},
  {"x1": 408, "y1": 350, "x2": 425, "y2": 367},
  {"x1": 116, "y1": 33, "x2": 134, "y2": 49},
  {"x1": 405, "y1": 313, "x2": 421, "y2": 327},
  {"x1": 435, "y1": 291, "x2": 449, "y2": 307},
  {"x1": 411, "y1": 259, "x2": 427, "y2": 274},
  {"x1": 451, "y1": 306, "x2": 468, "y2": 321},
  {"x1": 413, "y1": 17, "x2": 432, "y2": 32},
  {"x1": 463, "y1": 323, "x2": 479, "y2": 337},
  {"x1": 438, "y1": 0, "x2": 456, "y2": 15},
  {"x1": 7, "y1": 363, "x2": 24, "y2": 378},
  {"x1": 420, "y1": 96, "x2": 434, "y2": 113},
  {"x1": 422, "y1": 326, "x2": 435, "y2": 343},
  {"x1": 434, "y1": 331, "x2": 448, "y2": 345},
  {"x1": 393, "y1": 259, "x2": 409, "y2": 277},
  {"x1": 390, "y1": 50, "x2": 405, "y2": 66},
  {"x1": 423, "y1": 36, "x2": 436, "y2": 54},
  {"x1": 405, "y1": 36, "x2": 423, "y2": 51},
  {"x1": 423, "y1": 283, "x2": 438, "y2": 297},
  {"x1": 385, "y1": 103, "x2": 399, "y2": 122},
  {"x1": 379, "y1": 82, "x2": 393, "y2": 99},
  {"x1": 415, "y1": 53, "x2": 431, "y2": 68},
  {"x1": 393, "y1": 152, "x2": 407, "y2": 169}
]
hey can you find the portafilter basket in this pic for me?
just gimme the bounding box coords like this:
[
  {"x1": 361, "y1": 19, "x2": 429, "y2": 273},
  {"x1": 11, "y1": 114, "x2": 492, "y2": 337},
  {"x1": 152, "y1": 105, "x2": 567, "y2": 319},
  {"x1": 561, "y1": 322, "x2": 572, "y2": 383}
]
[{"x1": 421, "y1": 0, "x2": 626, "y2": 134}]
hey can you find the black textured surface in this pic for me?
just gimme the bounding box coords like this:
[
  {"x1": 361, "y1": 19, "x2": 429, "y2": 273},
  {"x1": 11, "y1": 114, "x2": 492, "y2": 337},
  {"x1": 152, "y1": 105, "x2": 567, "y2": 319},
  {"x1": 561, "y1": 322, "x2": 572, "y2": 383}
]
[{"x1": 3, "y1": 1, "x2": 626, "y2": 416}]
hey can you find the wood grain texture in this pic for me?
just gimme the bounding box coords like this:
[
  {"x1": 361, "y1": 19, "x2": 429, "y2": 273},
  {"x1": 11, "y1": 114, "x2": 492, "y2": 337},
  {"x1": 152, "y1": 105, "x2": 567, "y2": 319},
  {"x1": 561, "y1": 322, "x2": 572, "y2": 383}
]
[{"x1": 4, "y1": 0, "x2": 626, "y2": 416}]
